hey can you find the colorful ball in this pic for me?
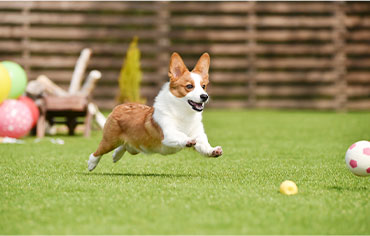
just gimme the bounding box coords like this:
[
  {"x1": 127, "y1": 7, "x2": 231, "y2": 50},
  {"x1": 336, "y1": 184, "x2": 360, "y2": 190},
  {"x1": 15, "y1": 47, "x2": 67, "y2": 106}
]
[
  {"x1": 345, "y1": 140, "x2": 370, "y2": 177},
  {"x1": 1, "y1": 61, "x2": 27, "y2": 99},
  {"x1": 18, "y1": 96, "x2": 39, "y2": 127},
  {"x1": 0, "y1": 99, "x2": 33, "y2": 138},
  {"x1": 0, "y1": 63, "x2": 11, "y2": 103}
]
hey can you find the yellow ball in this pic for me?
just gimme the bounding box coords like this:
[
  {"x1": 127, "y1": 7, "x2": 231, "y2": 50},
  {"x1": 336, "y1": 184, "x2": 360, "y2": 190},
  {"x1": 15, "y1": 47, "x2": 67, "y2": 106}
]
[
  {"x1": 280, "y1": 180, "x2": 298, "y2": 195},
  {"x1": 0, "y1": 63, "x2": 11, "y2": 103}
]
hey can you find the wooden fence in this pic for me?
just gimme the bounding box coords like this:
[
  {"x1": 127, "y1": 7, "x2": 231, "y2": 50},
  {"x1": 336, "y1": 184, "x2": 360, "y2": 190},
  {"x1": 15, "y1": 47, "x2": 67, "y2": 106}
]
[{"x1": 0, "y1": 1, "x2": 369, "y2": 110}]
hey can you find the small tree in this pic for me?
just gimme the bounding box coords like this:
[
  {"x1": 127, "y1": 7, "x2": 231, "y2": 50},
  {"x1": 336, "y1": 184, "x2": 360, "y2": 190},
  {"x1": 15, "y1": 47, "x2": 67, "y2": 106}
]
[{"x1": 117, "y1": 37, "x2": 145, "y2": 104}]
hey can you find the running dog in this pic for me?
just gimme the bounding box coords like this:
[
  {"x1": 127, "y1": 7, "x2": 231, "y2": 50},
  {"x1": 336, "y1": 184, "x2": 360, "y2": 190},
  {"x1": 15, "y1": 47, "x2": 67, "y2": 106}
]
[{"x1": 88, "y1": 52, "x2": 223, "y2": 171}]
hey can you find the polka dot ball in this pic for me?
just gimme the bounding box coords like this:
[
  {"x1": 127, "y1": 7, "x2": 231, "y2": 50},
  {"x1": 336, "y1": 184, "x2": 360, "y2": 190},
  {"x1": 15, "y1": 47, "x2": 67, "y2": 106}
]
[{"x1": 0, "y1": 99, "x2": 33, "y2": 138}]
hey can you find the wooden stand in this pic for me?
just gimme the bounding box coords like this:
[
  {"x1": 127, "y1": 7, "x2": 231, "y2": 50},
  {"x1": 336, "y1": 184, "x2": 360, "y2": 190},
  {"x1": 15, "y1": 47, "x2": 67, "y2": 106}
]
[{"x1": 36, "y1": 96, "x2": 93, "y2": 138}]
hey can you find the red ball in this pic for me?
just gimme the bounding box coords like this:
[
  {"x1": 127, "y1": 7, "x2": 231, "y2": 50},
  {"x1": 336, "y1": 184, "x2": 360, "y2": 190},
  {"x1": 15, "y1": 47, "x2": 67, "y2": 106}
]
[
  {"x1": 18, "y1": 96, "x2": 39, "y2": 127},
  {"x1": 0, "y1": 99, "x2": 33, "y2": 138}
]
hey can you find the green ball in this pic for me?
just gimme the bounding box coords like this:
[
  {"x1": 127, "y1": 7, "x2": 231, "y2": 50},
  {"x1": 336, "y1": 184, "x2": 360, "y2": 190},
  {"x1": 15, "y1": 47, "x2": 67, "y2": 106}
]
[{"x1": 1, "y1": 61, "x2": 27, "y2": 99}]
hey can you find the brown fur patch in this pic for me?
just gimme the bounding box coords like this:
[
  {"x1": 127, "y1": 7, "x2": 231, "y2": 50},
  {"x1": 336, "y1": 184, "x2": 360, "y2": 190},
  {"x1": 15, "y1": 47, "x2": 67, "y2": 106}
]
[
  {"x1": 94, "y1": 103, "x2": 163, "y2": 156},
  {"x1": 169, "y1": 71, "x2": 195, "y2": 98}
]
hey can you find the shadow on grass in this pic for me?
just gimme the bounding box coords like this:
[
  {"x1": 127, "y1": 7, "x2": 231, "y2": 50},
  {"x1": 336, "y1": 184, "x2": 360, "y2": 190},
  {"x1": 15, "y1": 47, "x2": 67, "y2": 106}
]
[{"x1": 78, "y1": 172, "x2": 196, "y2": 178}]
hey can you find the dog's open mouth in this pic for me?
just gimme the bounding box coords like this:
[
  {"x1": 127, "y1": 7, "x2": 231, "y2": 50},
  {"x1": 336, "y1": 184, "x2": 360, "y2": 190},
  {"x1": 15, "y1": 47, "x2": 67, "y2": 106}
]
[{"x1": 188, "y1": 100, "x2": 204, "y2": 112}]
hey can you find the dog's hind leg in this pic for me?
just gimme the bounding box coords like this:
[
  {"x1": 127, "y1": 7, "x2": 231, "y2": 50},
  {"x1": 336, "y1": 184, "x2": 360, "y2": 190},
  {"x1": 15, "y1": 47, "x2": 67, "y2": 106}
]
[
  {"x1": 88, "y1": 117, "x2": 123, "y2": 171},
  {"x1": 112, "y1": 145, "x2": 126, "y2": 163}
]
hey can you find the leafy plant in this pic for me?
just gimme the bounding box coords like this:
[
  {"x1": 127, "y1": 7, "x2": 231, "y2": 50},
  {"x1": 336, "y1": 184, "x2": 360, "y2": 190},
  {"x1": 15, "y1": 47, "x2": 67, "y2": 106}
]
[{"x1": 117, "y1": 37, "x2": 145, "y2": 104}]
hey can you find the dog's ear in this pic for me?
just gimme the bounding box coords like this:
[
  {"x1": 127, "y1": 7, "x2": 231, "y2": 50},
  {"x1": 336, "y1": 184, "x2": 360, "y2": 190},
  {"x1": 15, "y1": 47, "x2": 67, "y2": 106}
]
[
  {"x1": 168, "y1": 52, "x2": 188, "y2": 80},
  {"x1": 192, "y1": 52, "x2": 210, "y2": 77}
]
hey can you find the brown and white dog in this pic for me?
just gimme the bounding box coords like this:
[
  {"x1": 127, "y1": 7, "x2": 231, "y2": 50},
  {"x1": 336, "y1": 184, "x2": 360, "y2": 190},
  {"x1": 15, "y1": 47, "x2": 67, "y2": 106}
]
[{"x1": 88, "y1": 52, "x2": 223, "y2": 171}]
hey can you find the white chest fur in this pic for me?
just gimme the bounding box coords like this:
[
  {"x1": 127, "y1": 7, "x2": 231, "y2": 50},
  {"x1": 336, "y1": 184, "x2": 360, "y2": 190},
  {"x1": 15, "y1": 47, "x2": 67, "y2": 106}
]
[{"x1": 153, "y1": 83, "x2": 204, "y2": 154}]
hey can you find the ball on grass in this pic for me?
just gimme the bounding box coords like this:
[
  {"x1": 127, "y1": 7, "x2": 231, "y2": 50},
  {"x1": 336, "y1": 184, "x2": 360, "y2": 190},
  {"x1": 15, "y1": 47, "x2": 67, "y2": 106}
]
[
  {"x1": 1, "y1": 61, "x2": 27, "y2": 99},
  {"x1": 345, "y1": 140, "x2": 370, "y2": 177},
  {"x1": 280, "y1": 180, "x2": 298, "y2": 195},
  {"x1": 0, "y1": 63, "x2": 11, "y2": 103},
  {"x1": 0, "y1": 99, "x2": 33, "y2": 138},
  {"x1": 18, "y1": 96, "x2": 39, "y2": 128}
]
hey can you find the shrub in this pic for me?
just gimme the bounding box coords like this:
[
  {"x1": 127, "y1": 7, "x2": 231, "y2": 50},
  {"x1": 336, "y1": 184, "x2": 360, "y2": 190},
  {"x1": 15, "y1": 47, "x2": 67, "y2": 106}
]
[{"x1": 117, "y1": 37, "x2": 145, "y2": 104}]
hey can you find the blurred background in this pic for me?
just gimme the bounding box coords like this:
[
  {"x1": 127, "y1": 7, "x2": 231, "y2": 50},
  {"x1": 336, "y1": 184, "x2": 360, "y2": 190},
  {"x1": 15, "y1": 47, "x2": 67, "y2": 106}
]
[{"x1": 0, "y1": 1, "x2": 369, "y2": 111}]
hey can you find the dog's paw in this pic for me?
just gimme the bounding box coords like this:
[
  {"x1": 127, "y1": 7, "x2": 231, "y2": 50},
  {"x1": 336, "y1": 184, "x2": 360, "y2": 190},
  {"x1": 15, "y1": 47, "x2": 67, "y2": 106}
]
[
  {"x1": 185, "y1": 139, "x2": 196, "y2": 147},
  {"x1": 88, "y1": 154, "x2": 101, "y2": 171},
  {"x1": 112, "y1": 146, "x2": 125, "y2": 163},
  {"x1": 210, "y1": 146, "x2": 223, "y2": 157}
]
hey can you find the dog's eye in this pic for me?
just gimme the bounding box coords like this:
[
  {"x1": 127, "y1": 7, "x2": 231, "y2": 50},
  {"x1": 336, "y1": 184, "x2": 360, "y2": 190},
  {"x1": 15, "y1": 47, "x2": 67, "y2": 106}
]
[
  {"x1": 202, "y1": 85, "x2": 206, "y2": 89},
  {"x1": 186, "y1": 84, "x2": 194, "y2": 89}
]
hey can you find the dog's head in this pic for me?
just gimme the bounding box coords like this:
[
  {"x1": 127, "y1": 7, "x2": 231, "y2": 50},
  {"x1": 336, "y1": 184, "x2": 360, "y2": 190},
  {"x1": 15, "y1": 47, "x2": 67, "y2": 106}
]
[{"x1": 168, "y1": 52, "x2": 210, "y2": 112}]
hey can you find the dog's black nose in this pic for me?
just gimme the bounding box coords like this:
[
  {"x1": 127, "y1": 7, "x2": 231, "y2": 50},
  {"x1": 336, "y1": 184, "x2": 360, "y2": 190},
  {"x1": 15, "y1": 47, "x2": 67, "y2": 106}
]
[{"x1": 200, "y1": 94, "x2": 208, "y2": 102}]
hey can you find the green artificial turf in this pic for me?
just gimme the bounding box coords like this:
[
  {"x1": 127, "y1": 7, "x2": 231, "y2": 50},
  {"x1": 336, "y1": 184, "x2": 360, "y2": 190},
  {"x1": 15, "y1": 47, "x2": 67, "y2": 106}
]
[{"x1": 0, "y1": 110, "x2": 369, "y2": 235}]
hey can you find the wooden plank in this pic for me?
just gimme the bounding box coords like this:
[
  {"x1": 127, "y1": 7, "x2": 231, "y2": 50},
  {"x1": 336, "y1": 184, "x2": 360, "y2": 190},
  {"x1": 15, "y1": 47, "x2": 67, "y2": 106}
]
[
  {"x1": 28, "y1": 70, "x2": 158, "y2": 83},
  {"x1": 257, "y1": 30, "x2": 333, "y2": 41},
  {"x1": 0, "y1": 40, "x2": 158, "y2": 54},
  {"x1": 254, "y1": 44, "x2": 335, "y2": 54},
  {"x1": 347, "y1": 100, "x2": 370, "y2": 110},
  {"x1": 170, "y1": 44, "x2": 248, "y2": 55},
  {"x1": 256, "y1": 58, "x2": 333, "y2": 68},
  {"x1": 169, "y1": 30, "x2": 248, "y2": 41},
  {"x1": 211, "y1": 72, "x2": 247, "y2": 83},
  {"x1": 0, "y1": 12, "x2": 157, "y2": 26},
  {"x1": 170, "y1": 30, "x2": 334, "y2": 43},
  {"x1": 208, "y1": 100, "x2": 248, "y2": 109},
  {"x1": 27, "y1": 41, "x2": 157, "y2": 54},
  {"x1": 346, "y1": 16, "x2": 370, "y2": 27},
  {"x1": 0, "y1": 26, "x2": 158, "y2": 40},
  {"x1": 346, "y1": 72, "x2": 370, "y2": 83},
  {"x1": 0, "y1": 41, "x2": 23, "y2": 52},
  {"x1": 346, "y1": 44, "x2": 370, "y2": 54},
  {"x1": 345, "y1": 2, "x2": 370, "y2": 13},
  {"x1": 256, "y1": 99, "x2": 335, "y2": 110},
  {"x1": 209, "y1": 58, "x2": 249, "y2": 69},
  {"x1": 208, "y1": 86, "x2": 247, "y2": 96},
  {"x1": 181, "y1": 57, "x2": 249, "y2": 70},
  {"x1": 256, "y1": 16, "x2": 335, "y2": 27},
  {"x1": 256, "y1": 2, "x2": 334, "y2": 13},
  {"x1": 346, "y1": 30, "x2": 370, "y2": 41},
  {"x1": 0, "y1": 2, "x2": 32, "y2": 9},
  {"x1": 92, "y1": 86, "x2": 159, "y2": 99},
  {"x1": 0, "y1": 1, "x2": 159, "y2": 11},
  {"x1": 256, "y1": 86, "x2": 337, "y2": 97},
  {"x1": 169, "y1": 2, "x2": 334, "y2": 13},
  {"x1": 5, "y1": 56, "x2": 160, "y2": 69},
  {"x1": 170, "y1": 16, "x2": 247, "y2": 27},
  {"x1": 256, "y1": 72, "x2": 336, "y2": 82},
  {"x1": 169, "y1": 2, "x2": 250, "y2": 13},
  {"x1": 347, "y1": 86, "x2": 370, "y2": 97},
  {"x1": 45, "y1": 96, "x2": 87, "y2": 111},
  {"x1": 347, "y1": 59, "x2": 370, "y2": 68}
]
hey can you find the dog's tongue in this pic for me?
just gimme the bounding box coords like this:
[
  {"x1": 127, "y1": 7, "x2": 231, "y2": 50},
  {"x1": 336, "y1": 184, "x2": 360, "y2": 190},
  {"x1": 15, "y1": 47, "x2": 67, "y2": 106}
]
[{"x1": 194, "y1": 102, "x2": 203, "y2": 109}]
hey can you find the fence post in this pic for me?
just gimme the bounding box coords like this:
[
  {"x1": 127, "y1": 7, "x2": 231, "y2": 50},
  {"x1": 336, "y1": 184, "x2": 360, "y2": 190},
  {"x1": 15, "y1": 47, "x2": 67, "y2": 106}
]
[
  {"x1": 247, "y1": 1, "x2": 257, "y2": 108},
  {"x1": 333, "y1": 1, "x2": 347, "y2": 112},
  {"x1": 21, "y1": 3, "x2": 31, "y2": 76},
  {"x1": 156, "y1": 1, "x2": 170, "y2": 95}
]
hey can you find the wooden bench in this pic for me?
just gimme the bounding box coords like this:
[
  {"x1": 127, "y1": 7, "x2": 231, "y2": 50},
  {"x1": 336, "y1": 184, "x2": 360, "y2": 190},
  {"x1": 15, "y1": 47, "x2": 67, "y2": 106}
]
[{"x1": 36, "y1": 96, "x2": 93, "y2": 138}]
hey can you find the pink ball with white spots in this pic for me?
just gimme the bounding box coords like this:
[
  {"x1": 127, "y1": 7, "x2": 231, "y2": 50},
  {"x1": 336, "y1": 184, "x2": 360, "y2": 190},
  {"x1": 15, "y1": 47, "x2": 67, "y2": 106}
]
[
  {"x1": 0, "y1": 99, "x2": 33, "y2": 138},
  {"x1": 345, "y1": 140, "x2": 370, "y2": 177}
]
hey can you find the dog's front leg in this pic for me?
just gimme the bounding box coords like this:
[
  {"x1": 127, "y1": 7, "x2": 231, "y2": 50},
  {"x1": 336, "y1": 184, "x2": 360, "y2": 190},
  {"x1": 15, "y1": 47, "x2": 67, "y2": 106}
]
[
  {"x1": 194, "y1": 132, "x2": 223, "y2": 158},
  {"x1": 162, "y1": 129, "x2": 196, "y2": 148}
]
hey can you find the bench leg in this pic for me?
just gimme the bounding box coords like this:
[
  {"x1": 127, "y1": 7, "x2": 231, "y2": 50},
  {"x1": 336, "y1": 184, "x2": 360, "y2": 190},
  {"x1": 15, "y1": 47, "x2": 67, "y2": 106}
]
[{"x1": 84, "y1": 109, "x2": 93, "y2": 137}]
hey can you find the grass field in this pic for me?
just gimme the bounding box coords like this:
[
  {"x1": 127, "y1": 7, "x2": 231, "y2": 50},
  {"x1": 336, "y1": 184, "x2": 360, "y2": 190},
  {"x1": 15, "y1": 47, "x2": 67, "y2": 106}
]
[{"x1": 0, "y1": 110, "x2": 369, "y2": 234}]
